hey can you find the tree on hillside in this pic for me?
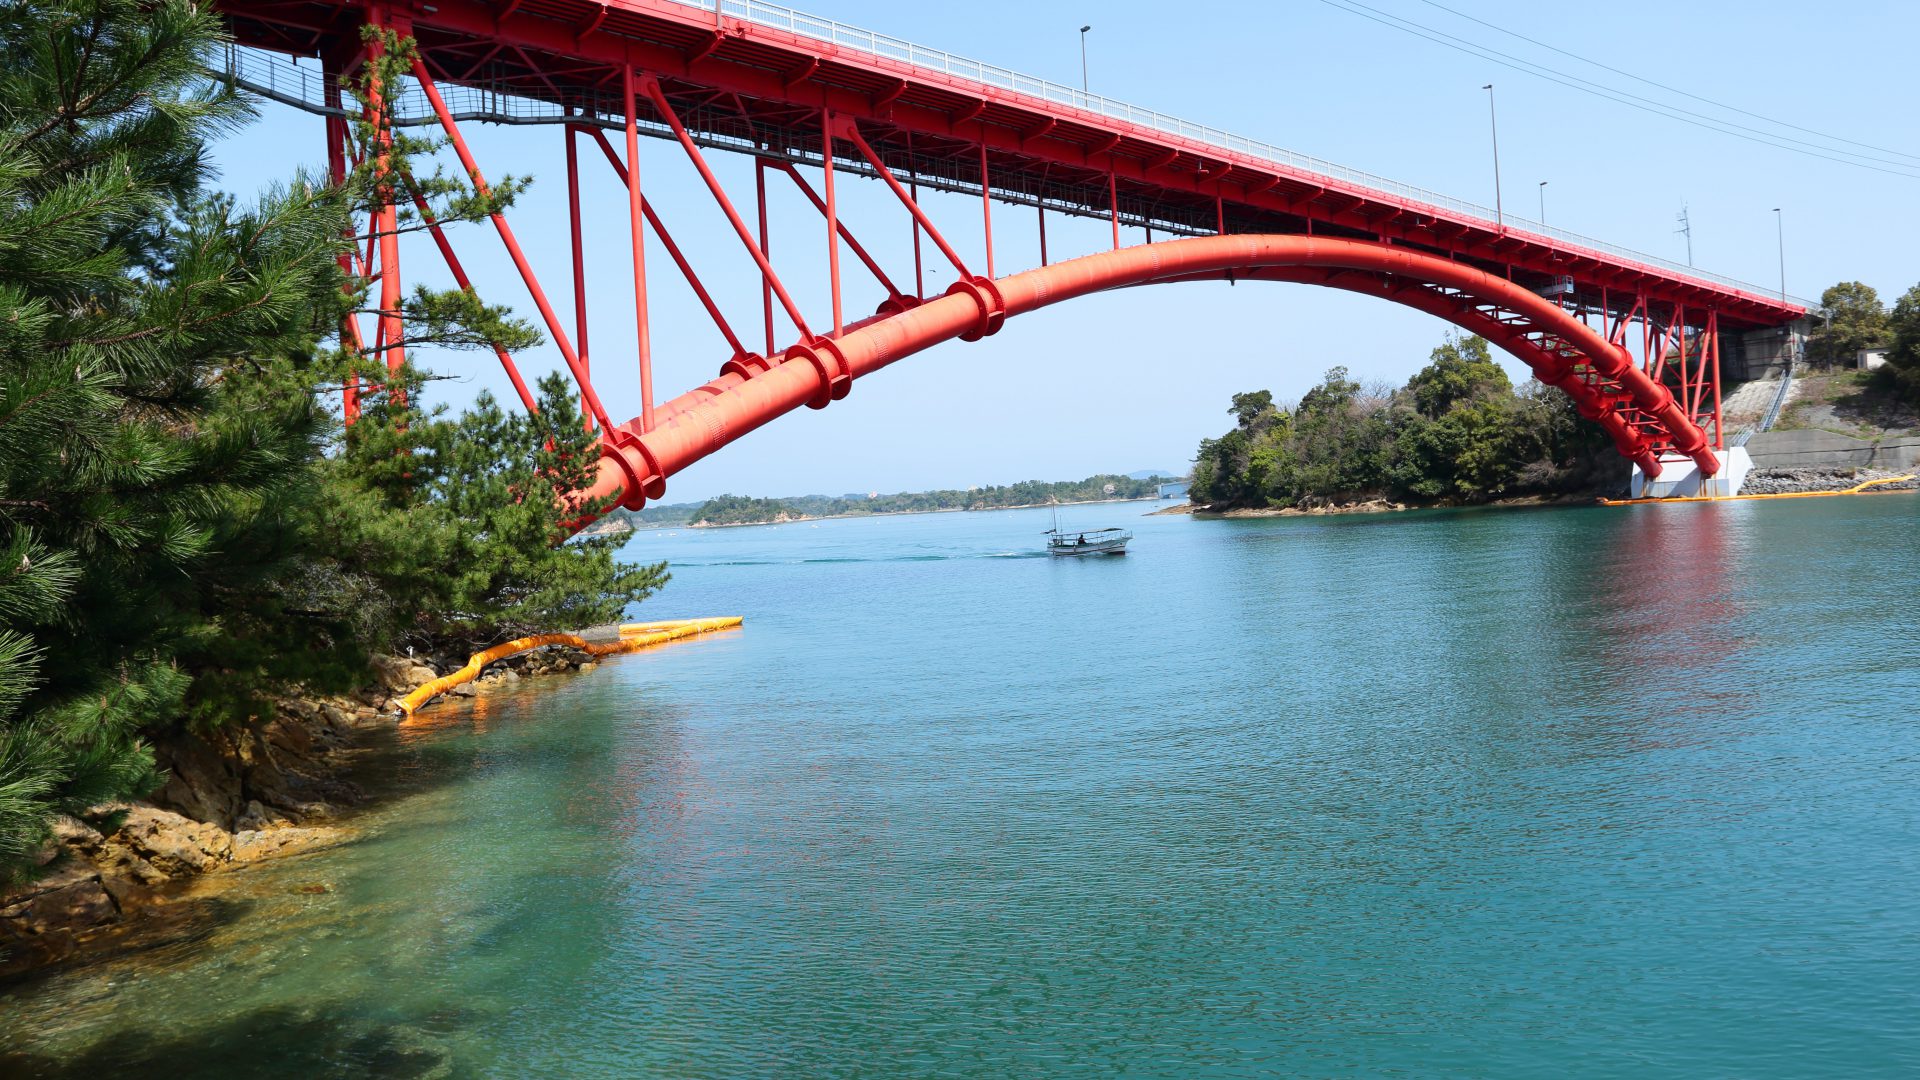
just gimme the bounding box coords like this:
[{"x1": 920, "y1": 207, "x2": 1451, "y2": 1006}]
[
  {"x1": 1185, "y1": 335, "x2": 1613, "y2": 511},
  {"x1": 0, "y1": 0, "x2": 360, "y2": 871},
  {"x1": 1407, "y1": 335, "x2": 1511, "y2": 419},
  {"x1": 1883, "y1": 282, "x2": 1920, "y2": 404},
  {"x1": 0, "y1": 2, "x2": 670, "y2": 877},
  {"x1": 1808, "y1": 281, "x2": 1889, "y2": 369},
  {"x1": 315, "y1": 372, "x2": 669, "y2": 650}
]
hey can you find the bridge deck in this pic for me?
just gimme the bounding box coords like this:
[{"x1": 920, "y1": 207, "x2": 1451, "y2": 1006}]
[{"x1": 219, "y1": 0, "x2": 1808, "y2": 329}]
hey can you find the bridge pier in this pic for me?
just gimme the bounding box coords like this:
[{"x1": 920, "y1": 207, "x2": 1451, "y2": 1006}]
[{"x1": 1630, "y1": 447, "x2": 1753, "y2": 499}]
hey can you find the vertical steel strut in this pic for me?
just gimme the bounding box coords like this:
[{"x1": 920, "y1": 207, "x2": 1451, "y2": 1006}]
[
  {"x1": 409, "y1": 55, "x2": 614, "y2": 432},
  {"x1": 621, "y1": 63, "x2": 653, "y2": 432},
  {"x1": 585, "y1": 129, "x2": 749, "y2": 362},
  {"x1": 564, "y1": 109, "x2": 592, "y2": 429},
  {"x1": 641, "y1": 78, "x2": 812, "y2": 342}
]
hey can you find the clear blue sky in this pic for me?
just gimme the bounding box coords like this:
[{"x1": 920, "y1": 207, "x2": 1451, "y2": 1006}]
[{"x1": 209, "y1": 0, "x2": 1919, "y2": 501}]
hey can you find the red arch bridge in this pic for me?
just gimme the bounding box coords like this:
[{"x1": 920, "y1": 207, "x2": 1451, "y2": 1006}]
[{"x1": 216, "y1": 0, "x2": 1813, "y2": 519}]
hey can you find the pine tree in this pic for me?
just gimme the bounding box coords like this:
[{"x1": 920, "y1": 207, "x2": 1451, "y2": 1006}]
[
  {"x1": 0, "y1": 0, "x2": 361, "y2": 874},
  {"x1": 319, "y1": 372, "x2": 669, "y2": 651},
  {"x1": 1, "y1": 3, "x2": 674, "y2": 876}
]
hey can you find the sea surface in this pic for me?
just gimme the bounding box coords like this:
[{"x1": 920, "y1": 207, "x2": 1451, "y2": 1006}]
[{"x1": 3, "y1": 496, "x2": 1917, "y2": 1077}]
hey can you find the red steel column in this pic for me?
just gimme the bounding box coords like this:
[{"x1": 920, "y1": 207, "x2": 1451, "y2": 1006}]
[
  {"x1": 980, "y1": 143, "x2": 994, "y2": 279},
  {"x1": 367, "y1": 14, "x2": 404, "y2": 394},
  {"x1": 323, "y1": 55, "x2": 362, "y2": 422},
  {"x1": 1108, "y1": 169, "x2": 1120, "y2": 249},
  {"x1": 756, "y1": 158, "x2": 775, "y2": 355},
  {"x1": 399, "y1": 174, "x2": 541, "y2": 415},
  {"x1": 906, "y1": 131, "x2": 924, "y2": 297},
  {"x1": 623, "y1": 64, "x2": 654, "y2": 432},
  {"x1": 565, "y1": 113, "x2": 594, "y2": 429},
  {"x1": 410, "y1": 57, "x2": 614, "y2": 432},
  {"x1": 644, "y1": 79, "x2": 811, "y2": 340},
  {"x1": 1708, "y1": 311, "x2": 1724, "y2": 449},
  {"x1": 842, "y1": 125, "x2": 971, "y2": 279},
  {"x1": 1038, "y1": 204, "x2": 1048, "y2": 267},
  {"x1": 586, "y1": 129, "x2": 748, "y2": 360},
  {"x1": 823, "y1": 108, "x2": 843, "y2": 337}
]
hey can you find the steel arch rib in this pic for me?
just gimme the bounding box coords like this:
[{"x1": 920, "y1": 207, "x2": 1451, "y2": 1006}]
[{"x1": 582, "y1": 235, "x2": 1715, "y2": 519}]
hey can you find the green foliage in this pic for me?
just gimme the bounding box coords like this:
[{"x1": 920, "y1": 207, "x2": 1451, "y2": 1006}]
[
  {"x1": 1809, "y1": 281, "x2": 1889, "y2": 369},
  {"x1": 1884, "y1": 283, "x2": 1920, "y2": 404},
  {"x1": 1188, "y1": 336, "x2": 1610, "y2": 510},
  {"x1": 688, "y1": 475, "x2": 1181, "y2": 526},
  {"x1": 0, "y1": 5, "x2": 668, "y2": 878},
  {"x1": 316, "y1": 372, "x2": 669, "y2": 648},
  {"x1": 0, "y1": 0, "x2": 357, "y2": 875},
  {"x1": 1407, "y1": 335, "x2": 1511, "y2": 419}
]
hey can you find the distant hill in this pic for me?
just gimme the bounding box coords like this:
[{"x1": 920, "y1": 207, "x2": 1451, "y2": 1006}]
[{"x1": 685, "y1": 474, "x2": 1176, "y2": 527}]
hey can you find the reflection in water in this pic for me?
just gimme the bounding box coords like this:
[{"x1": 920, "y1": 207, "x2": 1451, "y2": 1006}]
[{"x1": 3, "y1": 496, "x2": 1917, "y2": 1079}]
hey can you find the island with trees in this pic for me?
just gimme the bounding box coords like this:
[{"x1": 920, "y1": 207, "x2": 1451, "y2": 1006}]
[
  {"x1": 681, "y1": 474, "x2": 1182, "y2": 527},
  {"x1": 1186, "y1": 335, "x2": 1612, "y2": 512}
]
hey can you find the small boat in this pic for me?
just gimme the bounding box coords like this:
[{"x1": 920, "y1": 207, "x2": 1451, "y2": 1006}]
[{"x1": 1044, "y1": 525, "x2": 1132, "y2": 556}]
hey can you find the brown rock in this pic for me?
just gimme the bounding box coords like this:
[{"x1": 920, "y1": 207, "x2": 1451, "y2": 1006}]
[
  {"x1": 0, "y1": 864, "x2": 119, "y2": 935},
  {"x1": 150, "y1": 731, "x2": 245, "y2": 829},
  {"x1": 264, "y1": 715, "x2": 317, "y2": 759},
  {"x1": 51, "y1": 815, "x2": 104, "y2": 855},
  {"x1": 232, "y1": 826, "x2": 347, "y2": 862},
  {"x1": 105, "y1": 805, "x2": 233, "y2": 877},
  {"x1": 371, "y1": 655, "x2": 441, "y2": 694}
]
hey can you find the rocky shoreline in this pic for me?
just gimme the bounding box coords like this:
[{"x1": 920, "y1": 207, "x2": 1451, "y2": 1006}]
[
  {"x1": 1739, "y1": 467, "x2": 1918, "y2": 495},
  {"x1": 1160, "y1": 492, "x2": 1595, "y2": 518},
  {"x1": 0, "y1": 645, "x2": 598, "y2": 981}
]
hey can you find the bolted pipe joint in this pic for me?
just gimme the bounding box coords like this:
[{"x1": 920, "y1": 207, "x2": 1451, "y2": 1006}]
[
  {"x1": 946, "y1": 275, "x2": 1006, "y2": 341},
  {"x1": 719, "y1": 352, "x2": 773, "y2": 380},
  {"x1": 787, "y1": 336, "x2": 854, "y2": 409},
  {"x1": 874, "y1": 293, "x2": 923, "y2": 318},
  {"x1": 594, "y1": 429, "x2": 666, "y2": 510}
]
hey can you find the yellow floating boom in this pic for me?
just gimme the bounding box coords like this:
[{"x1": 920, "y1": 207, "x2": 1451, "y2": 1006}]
[
  {"x1": 1600, "y1": 475, "x2": 1915, "y2": 507},
  {"x1": 398, "y1": 616, "x2": 744, "y2": 716}
]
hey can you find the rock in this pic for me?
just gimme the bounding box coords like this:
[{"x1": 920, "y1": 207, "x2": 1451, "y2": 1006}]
[
  {"x1": 577, "y1": 662, "x2": 597, "y2": 674},
  {"x1": 234, "y1": 799, "x2": 284, "y2": 832},
  {"x1": 104, "y1": 805, "x2": 233, "y2": 877},
  {"x1": 232, "y1": 826, "x2": 346, "y2": 862},
  {"x1": 0, "y1": 864, "x2": 119, "y2": 935},
  {"x1": 150, "y1": 731, "x2": 245, "y2": 829},
  {"x1": 52, "y1": 815, "x2": 104, "y2": 855},
  {"x1": 371, "y1": 655, "x2": 441, "y2": 694}
]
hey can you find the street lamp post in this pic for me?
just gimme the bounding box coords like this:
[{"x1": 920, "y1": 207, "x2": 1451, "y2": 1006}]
[
  {"x1": 1772, "y1": 207, "x2": 1786, "y2": 302},
  {"x1": 1538, "y1": 180, "x2": 1548, "y2": 225},
  {"x1": 1482, "y1": 84, "x2": 1503, "y2": 228},
  {"x1": 1079, "y1": 25, "x2": 1092, "y2": 95}
]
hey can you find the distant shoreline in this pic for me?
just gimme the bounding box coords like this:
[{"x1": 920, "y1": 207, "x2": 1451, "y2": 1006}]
[{"x1": 684, "y1": 495, "x2": 1173, "y2": 529}]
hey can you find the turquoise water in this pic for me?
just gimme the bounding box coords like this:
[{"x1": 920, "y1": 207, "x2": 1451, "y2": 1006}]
[{"x1": 3, "y1": 496, "x2": 1918, "y2": 1077}]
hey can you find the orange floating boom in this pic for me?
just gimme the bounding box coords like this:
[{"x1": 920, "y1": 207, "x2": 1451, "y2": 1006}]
[{"x1": 398, "y1": 617, "x2": 744, "y2": 717}]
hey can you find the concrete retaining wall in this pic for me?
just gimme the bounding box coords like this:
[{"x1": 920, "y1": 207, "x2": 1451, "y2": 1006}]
[{"x1": 1745, "y1": 430, "x2": 1920, "y2": 471}]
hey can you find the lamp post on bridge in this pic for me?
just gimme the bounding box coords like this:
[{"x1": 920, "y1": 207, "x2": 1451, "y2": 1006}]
[
  {"x1": 1538, "y1": 180, "x2": 1548, "y2": 225},
  {"x1": 1482, "y1": 84, "x2": 1502, "y2": 229},
  {"x1": 1080, "y1": 25, "x2": 1092, "y2": 95},
  {"x1": 1773, "y1": 207, "x2": 1786, "y2": 302}
]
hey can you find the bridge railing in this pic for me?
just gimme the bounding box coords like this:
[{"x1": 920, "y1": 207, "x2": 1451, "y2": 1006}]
[
  {"x1": 684, "y1": 0, "x2": 1816, "y2": 311},
  {"x1": 212, "y1": 12, "x2": 1816, "y2": 312}
]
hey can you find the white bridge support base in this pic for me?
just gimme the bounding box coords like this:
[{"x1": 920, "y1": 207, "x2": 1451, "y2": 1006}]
[{"x1": 1630, "y1": 446, "x2": 1752, "y2": 499}]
